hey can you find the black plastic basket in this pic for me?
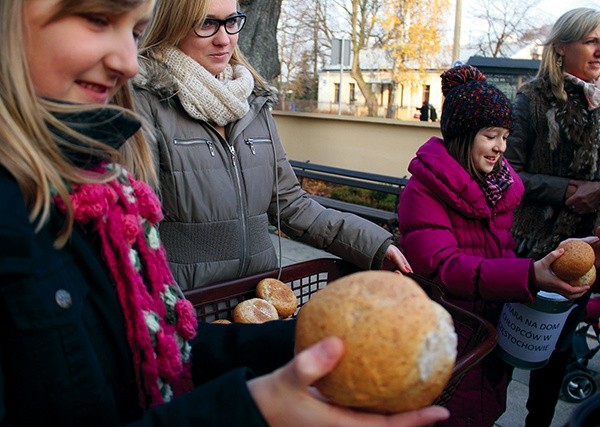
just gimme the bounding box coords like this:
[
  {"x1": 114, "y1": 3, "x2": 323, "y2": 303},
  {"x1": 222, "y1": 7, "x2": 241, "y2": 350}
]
[
  {"x1": 406, "y1": 272, "x2": 498, "y2": 405},
  {"x1": 183, "y1": 258, "x2": 497, "y2": 407}
]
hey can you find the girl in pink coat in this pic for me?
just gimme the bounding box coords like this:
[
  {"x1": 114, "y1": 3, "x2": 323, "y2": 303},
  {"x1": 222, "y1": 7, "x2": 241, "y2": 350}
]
[{"x1": 398, "y1": 65, "x2": 589, "y2": 427}]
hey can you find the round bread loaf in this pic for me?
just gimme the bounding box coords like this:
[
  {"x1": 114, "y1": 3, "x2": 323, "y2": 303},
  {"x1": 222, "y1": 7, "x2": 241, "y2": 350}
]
[
  {"x1": 551, "y1": 240, "x2": 596, "y2": 285},
  {"x1": 256, "y1": 278, "x2": 298, "y2": 318},
  {"x1": 233, "y1": 298, "x2": 279, "y2": 323},
  {"x1": 295, "y1": 271, "x2": 457, "y2": 413}
]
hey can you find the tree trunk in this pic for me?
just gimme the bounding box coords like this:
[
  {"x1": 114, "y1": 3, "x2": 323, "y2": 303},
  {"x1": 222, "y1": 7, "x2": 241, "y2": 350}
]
[
  {"x1": 349, "y1": 0, "x2": 379, "y2": 117},
  {"x1": 351, "y1": 52, "x2": 378, "y2": 117},
  {"x1": 386, "y1": 83, "x2": 397, "y2": 119},
  {"x1": 239, "y1": 0, "x2": 283, "y2": 82}
]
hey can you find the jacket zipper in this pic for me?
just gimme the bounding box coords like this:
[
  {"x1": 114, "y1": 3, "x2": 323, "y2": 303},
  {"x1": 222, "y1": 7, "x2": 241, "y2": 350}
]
[
  {"x1": 244, "y1": 138, "x2": 272, "y2": 155},
  {"x1": 226, "y1": 142, "x2": 250, "y2": 276},
  {"x1": 173, "y1": 138, "x2": 215, "y2": 156}
]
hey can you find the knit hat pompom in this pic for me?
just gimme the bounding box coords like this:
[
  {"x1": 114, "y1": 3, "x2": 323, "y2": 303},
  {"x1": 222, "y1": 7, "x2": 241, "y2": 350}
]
[
  {"x1": 441, "y1": 65, "x2": 486, "y2": 97},
  {"x1": 440, "y1": 64, "x2": 512, "y2": 142}
]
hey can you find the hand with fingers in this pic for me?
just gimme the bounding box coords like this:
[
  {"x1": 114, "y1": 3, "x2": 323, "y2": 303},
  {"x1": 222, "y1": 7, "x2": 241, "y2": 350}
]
[
  {"x1": 248, "y1": 337, "x2": 450, "y2": 427},
  {"x1": 383, "y1": 244, "x2": 413, "y2": 274},
  {"x1": 534, "y1": 245, "x2": 591, "y2": 300},
  {"x1": 565, "y1": 180, "x2": 600, "y2": 214}
]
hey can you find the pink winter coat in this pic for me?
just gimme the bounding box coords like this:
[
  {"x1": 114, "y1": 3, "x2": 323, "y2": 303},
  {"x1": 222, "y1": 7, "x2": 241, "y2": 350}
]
[{"x1": 399, "y1": 137, "x2": 536, "y2": 427}]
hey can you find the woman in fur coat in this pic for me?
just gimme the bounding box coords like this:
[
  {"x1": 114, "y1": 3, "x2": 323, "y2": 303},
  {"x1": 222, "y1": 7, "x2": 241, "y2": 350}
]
[{"x1": 504, "y1": 7, "x2": 600, "y2": 427}]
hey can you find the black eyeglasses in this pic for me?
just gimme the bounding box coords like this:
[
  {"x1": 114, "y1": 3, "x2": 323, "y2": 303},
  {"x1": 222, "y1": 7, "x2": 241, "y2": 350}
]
[{"x1": 193, "y1": 13, "x2": 247, "y2": 38}]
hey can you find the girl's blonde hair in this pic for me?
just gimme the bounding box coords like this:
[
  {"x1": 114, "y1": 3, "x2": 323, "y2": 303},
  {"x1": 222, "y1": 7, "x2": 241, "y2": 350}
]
[
  {"x1": 1, "y1": 0, "x2": 155, "y2": 247},
  {"x1": 139, "y1": 0, "x2": 269, "y2": 90},
  {"x1": 538, "y1": 7, "x2": 600, "y2": 102}
]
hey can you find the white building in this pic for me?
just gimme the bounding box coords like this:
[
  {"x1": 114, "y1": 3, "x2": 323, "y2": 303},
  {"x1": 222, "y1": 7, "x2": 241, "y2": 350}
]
[{"x1": 317, "y1": 49, "x2": 444, "y2": 121}]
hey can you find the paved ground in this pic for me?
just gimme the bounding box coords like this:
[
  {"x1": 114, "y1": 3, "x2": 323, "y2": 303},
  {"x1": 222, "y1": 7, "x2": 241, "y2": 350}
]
[{"x1": 269, "y1": 232, "x2": 600, "y2": 426}]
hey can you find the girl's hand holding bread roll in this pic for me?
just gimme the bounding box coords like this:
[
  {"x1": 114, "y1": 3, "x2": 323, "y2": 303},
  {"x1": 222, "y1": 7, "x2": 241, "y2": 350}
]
[
  {"x1": 551, "y1": 240, "x2": 596, "y2": 287},
  {"x1": 533, "y1": 238, "x2": 596, "y2": 300}
]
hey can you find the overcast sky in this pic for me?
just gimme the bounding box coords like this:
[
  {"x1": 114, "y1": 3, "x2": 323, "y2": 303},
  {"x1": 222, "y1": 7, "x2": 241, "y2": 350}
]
[
  {"x1": 533, "y1": 0, "x2": 600, "y2": 16},
  {"x1": 456, "y1": 0, "x2": 600, "y2": 45},
  {"x1": 517, "y1": 0, "x2": 598, "y2": 17}
]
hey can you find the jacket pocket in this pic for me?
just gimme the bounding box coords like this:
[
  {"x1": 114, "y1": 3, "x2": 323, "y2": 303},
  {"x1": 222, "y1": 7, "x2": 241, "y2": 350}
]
[
  {"x1": 0, "y1": 255, "x2": 88, "y2": 330},
  {"x1": 174, "y1": 137, "x2": 215, "y2": 156},
  {"x1": 244, "y1": 137, "x2": 272, "y2": 155}
]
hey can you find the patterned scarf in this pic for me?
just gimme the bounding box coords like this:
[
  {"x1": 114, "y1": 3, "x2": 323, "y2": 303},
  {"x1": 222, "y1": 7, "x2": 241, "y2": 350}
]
[
  {"x1": 479, "y1": 161, "x2": 514, "y2": 207},
  {"x1": 54, "y1": 162, "x2": 197, "y2": 409},
  {"x1": 161, "y1": 46, "x2": 254, "y2": 126},
  {"x1": 565, "y1": 73, "x2": 600, "y2": 110}
]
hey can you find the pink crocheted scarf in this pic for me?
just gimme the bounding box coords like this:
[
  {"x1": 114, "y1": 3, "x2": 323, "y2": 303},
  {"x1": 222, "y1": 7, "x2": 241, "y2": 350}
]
[{"x1": 54, "y1": 163, "x2": 197, "y2": 408}]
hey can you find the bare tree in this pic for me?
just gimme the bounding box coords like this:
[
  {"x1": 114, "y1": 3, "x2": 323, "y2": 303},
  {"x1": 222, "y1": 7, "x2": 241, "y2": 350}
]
[
  {"x1": 278, "y1": 0, "x2": 335, "y2": 108},
  {"x1": 346, "y1": 0, "x2": 384, "y2": 117},
  {"x1": 469, "y1": 0, "x2": 551, "y2": 58},
  {"x1": 238, "y1": 0, "x2": 283, "y2": 82},
  {"x1": 278, "y1": 3, "x2": 308, "y2": 105},
  {"x1": 278, "y1": 0, "x2": 450, "y2": 118}
]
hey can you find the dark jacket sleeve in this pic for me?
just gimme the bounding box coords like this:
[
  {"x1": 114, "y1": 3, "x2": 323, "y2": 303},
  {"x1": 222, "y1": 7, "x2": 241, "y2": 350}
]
[
  {"x1": 128, "y1": 368, "x2": 268, "y2": 427},
  {"x1": 191, "y1": 319, "x2": 296, "y2": 385},
  {"x1": 505, "y1": 93, "x2": 569, "y2": 206},
  {"x1": 0, "y1": 166, "x2": 293, "y2": 427},
  {"x1": 127, "y1": 312, "x2": 296, "y2": 426}
]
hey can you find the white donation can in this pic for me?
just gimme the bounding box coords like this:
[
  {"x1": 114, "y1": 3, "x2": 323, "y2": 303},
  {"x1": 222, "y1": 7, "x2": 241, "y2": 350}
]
[{"x1": 496, "y1": 291, "x2": 575, "y2": 369}]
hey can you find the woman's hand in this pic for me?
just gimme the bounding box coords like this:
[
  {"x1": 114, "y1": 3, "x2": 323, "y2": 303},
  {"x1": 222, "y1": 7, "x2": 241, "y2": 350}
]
[
  {"x1": 383, "y1": 244, "x2": 413, "y2": 273},
  {"x1": 248, "y1": 337, "x2": 450, "y2": 427},
  {"x1": 533, "y1": 248, "x2": 590, "y2": 299},
  {"x1": 565, "y1": 180, "x2": 600, "y2": 214}
]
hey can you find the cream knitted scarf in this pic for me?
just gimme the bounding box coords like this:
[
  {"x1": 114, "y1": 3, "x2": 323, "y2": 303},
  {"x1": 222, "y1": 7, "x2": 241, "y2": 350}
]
[{"x1": 162, "y1": 47, "x2": 254, "y2": 126}]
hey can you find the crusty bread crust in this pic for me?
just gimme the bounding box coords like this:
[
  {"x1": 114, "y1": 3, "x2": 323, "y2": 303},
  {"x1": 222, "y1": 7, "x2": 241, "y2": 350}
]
[
  {"x1": 570, "y1": 265, "x2": 596, "y2": 287},
  {"x1": 295, "y1": 271, "x2": 457, "y2": 413},
  {"x1": 256, "y1": 278, "x2": 298, "y2": 318},
  {"x1": 233, "y1": 298, "x2": 279, "y2": 323}
]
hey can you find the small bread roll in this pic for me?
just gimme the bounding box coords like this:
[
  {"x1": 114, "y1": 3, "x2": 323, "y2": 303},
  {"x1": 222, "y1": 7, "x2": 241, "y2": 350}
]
[
  {"x1": 233, "y1": 298, "x2": 279, "y2": 323},
  {"x1": 211, "y1": 319, "x2": 232, "y2": 325},
  {"x1": 256, "y1": 278, "x2": 298, "y2": 318},
  {"x1": 551, "y1": 240, "x2": 596, "y2": 285},
  {"x1": 295, "y1": 271, "x2": 457, "y2": 413}
]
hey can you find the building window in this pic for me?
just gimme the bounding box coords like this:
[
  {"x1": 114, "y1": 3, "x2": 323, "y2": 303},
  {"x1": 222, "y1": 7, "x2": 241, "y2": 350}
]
[
  {"x1": 334, "y1": 83, "x2": 340, "y2": 103},
  {"x1": 382, "y1": 83, "x2": 391, "y2": 106},
  {"x1": 422, "y1": 85, "x2": 431, "y2": 103},
  {"x1": 349, "y1": 83, "x2": 356, "y2": 104}
]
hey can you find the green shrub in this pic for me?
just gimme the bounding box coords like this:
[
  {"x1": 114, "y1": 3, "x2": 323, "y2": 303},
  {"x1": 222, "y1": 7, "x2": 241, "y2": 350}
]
[
  {"x1": 301, "y1": 178, "x2": 398, "y2": 211},
  {"x1": 330, "y1": 186, "x2": 396, "y2": 211}
]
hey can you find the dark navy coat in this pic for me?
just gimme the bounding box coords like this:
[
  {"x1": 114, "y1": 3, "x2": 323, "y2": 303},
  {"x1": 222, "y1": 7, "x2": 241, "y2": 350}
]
[{"x1": 0, "y1": 111, "x2": 295, "y2": 426}]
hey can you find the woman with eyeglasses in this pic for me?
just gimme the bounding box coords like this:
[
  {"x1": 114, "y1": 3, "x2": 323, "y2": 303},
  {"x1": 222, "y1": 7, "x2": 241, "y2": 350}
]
[{"x1": 133, "y1": 0, "x2": 411, "y2": 290}]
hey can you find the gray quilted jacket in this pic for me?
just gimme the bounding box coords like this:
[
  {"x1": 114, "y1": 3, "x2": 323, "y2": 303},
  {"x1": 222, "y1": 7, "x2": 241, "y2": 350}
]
[{"x1": 133, "y1": 58, "x2": 391, "y2": 290}]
